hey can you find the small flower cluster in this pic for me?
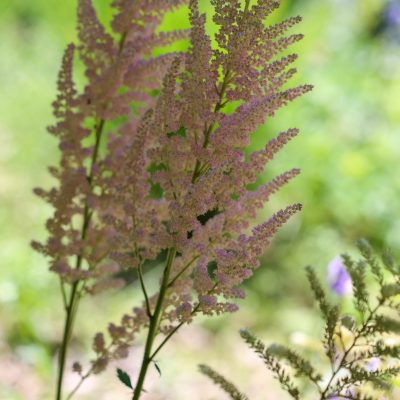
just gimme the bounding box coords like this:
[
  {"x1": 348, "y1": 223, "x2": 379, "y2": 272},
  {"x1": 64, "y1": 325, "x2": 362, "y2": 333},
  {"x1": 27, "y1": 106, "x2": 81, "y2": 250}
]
[{"x1": 202, "y1": 240, "x2": 400, "y2": 400}]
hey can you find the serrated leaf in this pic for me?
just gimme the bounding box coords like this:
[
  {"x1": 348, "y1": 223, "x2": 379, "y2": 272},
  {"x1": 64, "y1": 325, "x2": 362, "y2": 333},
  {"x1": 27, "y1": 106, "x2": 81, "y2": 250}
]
[{"x1": 116, "y1": 368, "x2": 133, "y2": 389}]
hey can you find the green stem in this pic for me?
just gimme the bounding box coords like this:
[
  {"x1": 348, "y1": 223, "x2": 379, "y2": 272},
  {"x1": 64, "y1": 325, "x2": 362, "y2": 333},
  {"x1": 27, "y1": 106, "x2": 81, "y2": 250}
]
[
  {"x1": 167, "y1": 256, "x2": 199, "y2": 288},
  {"x1": 320, "y1": 301, "x2": 383, "y2": 399},
  {"x1": 150, "y1": 282, "x2": 218, "y2": 362},
  {"x1": 150, "y1": 304, "x2": 199, "y2": 362},
  {"x1": 138, "y1": 262, "x2": 152, "y2": 318},
  {"x1": 56, "y1": 120, "x2": 105, "y2": 400},
  {"x1": 132, "y1": 248, "x2": 177, "y2": 400},
  {"x1": 55, "y1": 33, "x2": 128, "y2": 400},
  {"x1": 191, "y1": 2, "x2": 247, "y2": 183},
  {"x1": 56, "y1": 287, "x2": 78, "y2": 400},
  {"x1": 191, "y1": 70, "x2": 232, "y2": 184}
]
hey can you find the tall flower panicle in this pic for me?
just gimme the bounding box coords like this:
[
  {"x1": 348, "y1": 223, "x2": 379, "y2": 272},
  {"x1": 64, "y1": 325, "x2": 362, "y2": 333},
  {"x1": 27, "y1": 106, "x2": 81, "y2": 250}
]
[
  {"x1": 32, "y1": 1, "x2": 190, "y2": 398},
  {"x1": 35, "y1": 0, "x2": 311, "y2": 397},
  {"x1": 33, "y1": 0, "x2": 189, "y2": 293},
  {"x1": 86, "y1": 0, "x2": 311, "y2": 380}
]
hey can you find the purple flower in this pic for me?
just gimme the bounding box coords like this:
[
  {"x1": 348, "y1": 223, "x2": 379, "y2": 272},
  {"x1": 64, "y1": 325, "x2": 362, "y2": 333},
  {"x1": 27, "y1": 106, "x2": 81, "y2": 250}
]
[
  {"x1": 387, "y1": 2, "x2": 400, "y2": 27},
  {"x1": 366, "y1": 357, "x2": 380, "y2": 372},
  {"x1": 328, "y1": 388, "x2": 355, "y2": 399},
  {"x1": 327, "y1": 256, "x2": 352, "y2": 296}
]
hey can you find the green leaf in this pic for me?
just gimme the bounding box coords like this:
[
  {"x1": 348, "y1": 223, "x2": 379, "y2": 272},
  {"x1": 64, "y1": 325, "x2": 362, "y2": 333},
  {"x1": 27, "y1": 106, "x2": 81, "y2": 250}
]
[
  {"x1": 167, "y1": 126, "x2": 186, "y2": 138},
  {"x1": 199, "y1": 364, "x2": 249, "y2": 400},
  {"x1": 343, "y1": 255, "x2": 369, "y2": 315},
  {"x1": 381, "y1": 284, "x2": 400, "y2": 299},
  {"x1": 240, "y1": 330, "x2": 301, "y2": 400},
  {"x1": 375, "y1": 315, "x2": 400, "y2": 334},
  {"x1": 341, "y1": 315, "x2": 356, "y2": 331},
  {"x1": 149, "y1": 181, "x2": 164, "y2": 199},
  {"x1": 116, "y1": 368, "x2": 133, "y2": 389},
  {"x1": 382, "y1": 250, "x2": 398, "y2": 274},
  {"x1": 305, "y1": 266, "x2": 331, "y2": 319},
  {"x1": 150, "y1": 88, "x2": 161, "y2": 97},
  {"x1": 147, "y1": 162, "x2": 168, "y2": 174},
  {"x1": 207, "y1": 260, "x2": 218, "y2": 280},
  {"x1": 357, "y1": 239, "x2": 383, "y2": 282},
  {"x1": 267, "y1": 344, "x2": 322, "y2": 382},
  {"x1": 154, "y1": 362, "x2": 162, "y2": 376}
]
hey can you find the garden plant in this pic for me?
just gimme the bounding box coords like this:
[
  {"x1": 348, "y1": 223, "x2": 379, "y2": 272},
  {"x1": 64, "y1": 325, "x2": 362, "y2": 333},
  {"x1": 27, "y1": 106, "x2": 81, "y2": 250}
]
[
  {"x1": 29, "y1": 0, "x2": 400, "y2": 399},
  {"x1": 201, "y1": 240, "x2": 400, "y2": 399}
]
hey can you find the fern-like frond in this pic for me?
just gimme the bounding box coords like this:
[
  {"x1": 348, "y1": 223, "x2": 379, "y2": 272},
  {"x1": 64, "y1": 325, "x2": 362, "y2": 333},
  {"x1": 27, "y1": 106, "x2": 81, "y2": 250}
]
[
  {"x1": 342, "y1": 255, "x2": 369, "y2": 317},
  {"x1": 199, "y1": 364, "x2": 249, "y2": 400},
  {"x1": 357, "y1": 239, "x2": 383, "y2": 284},
  {"x1": 200, "y1": 240, "x2": 400, "y2": 400},
  {"x1": 267, "y1": 344, "x2": 322, "y2": 384},
  {"x1": 240, "y1": 330, "x2": 301, "y2": 400},
  {"x1": 306, "y1": 266, "x2": 339, "y2": 361}
]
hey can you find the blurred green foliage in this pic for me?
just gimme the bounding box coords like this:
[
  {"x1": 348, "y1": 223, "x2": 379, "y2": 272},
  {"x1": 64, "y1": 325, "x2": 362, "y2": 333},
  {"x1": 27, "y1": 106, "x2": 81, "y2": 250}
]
[{"x1": 1, "y1": 0, "x2": 400, "y2": 399}]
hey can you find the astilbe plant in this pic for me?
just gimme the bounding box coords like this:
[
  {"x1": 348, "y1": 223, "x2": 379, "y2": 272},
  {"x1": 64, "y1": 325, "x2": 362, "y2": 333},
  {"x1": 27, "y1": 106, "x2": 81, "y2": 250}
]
[
  {"x1": 33, "y1": 0, "x2": 311, "y2": 399},
  {"x1": 201, "y1": 240, "x2": 400, "y2": 400},
  {"x1": 32, "y1": 0, "x2": 188, "y2": 398}
]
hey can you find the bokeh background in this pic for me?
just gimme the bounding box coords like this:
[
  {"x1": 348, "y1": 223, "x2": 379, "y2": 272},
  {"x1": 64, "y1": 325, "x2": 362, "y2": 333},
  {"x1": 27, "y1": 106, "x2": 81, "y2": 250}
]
[{"x1": 1, "y1": 0, "x2": 400, "y2": 398}]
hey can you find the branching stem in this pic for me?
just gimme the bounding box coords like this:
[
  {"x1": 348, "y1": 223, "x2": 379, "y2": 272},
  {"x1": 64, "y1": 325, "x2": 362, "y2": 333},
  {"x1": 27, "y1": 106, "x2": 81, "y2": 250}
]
[
  {"x1": 150, "y1": 282, "x2": 218, "y2": 362},
  {"x1": 55, "y1": 34, "x2": 127, "y2": 400},
  {"x1": 192, "y1": 69, "x2": 233, "y2": 183},
  {"x1": 138, "y1": 262, "x2": 152, "y2": 318},
  {"x1": 320, "y1": 300, "x2": 383, "y2": 399},
  {"x1": 167, "y1": 256, "x2": 200, "y2": 288},
  {"x1": 131, "y1": 248, "x2": 177, "y2": 400}
]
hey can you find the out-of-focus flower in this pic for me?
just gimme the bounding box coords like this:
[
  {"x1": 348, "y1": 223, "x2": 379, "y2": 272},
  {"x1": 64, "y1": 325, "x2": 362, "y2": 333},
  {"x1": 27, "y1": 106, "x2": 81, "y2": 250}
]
[
  {"x1": 327, "y1": 256, "x2": 352, "y2": 296},
  {"x1": 371, "y1": 1, "x2": 400, "y2": 39},
  {"x1": 366, "y1": 357, "x2": 381, "y2": 372},
  {"x1": 387, "y1": 1, "x2": 400, "y2": 27},
  {"x1": 328, "y1": 387, "x2": 355, "y2": 399}
]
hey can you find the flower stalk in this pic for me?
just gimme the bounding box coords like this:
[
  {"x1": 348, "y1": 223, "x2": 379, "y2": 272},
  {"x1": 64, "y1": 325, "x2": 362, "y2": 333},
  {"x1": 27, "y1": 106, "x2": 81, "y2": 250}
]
[
  {"x1": 56, "y1": 115, "x2": 107, "y2": 400},
  {"x1": 53, "y1": 18, "x2": 129, "y2": 398},
  {"x1": 132, "y1": 248, "x2": 177, "y2": 400}
]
